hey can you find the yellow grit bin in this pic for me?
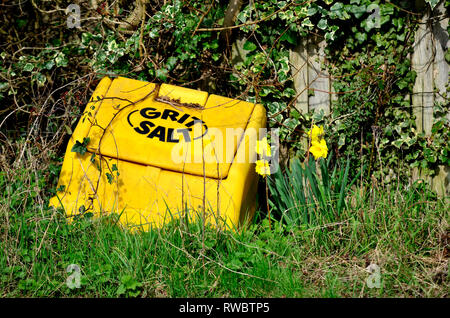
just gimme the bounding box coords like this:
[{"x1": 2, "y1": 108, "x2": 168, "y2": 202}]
[{"x1": 49, "y1": 76, "x2": 267, "y2": 231}]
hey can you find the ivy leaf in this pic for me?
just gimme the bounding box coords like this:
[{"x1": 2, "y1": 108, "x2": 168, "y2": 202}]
[
  {"x1": 397, "y1": 79, "x2": 409, "y2": 90},
  {"x1": 282, "y1": 87, "x2": 296, "y2": 98},
  {"x1": 35, "y1": 73, "x2": 46, "y2": 87},
  {"x1": 317, "y1": 18, "x2": 328, "y2": 30},
  {"x1": 16, "y1": 19, "x2": 27, "y2": 28},
  {"x1": 355, "y1": 32, "x2": 367, "y2": 43},
  {"x1": 349, "y1": 4, "x2": 366, "y2": 18},
  {"x1": 71, "y1": 137, "x2": 90, "y2": 155},
  {"x1": 56, "y1": 185, "x2": 66, "y2": 192},
  {"x1": 44, "y1": 60, "x2": 55, "y2": 70},
  {"x1": 329, "y1": 2, "x2": 349, "y2": 20},
  {"x1": 23, "y1": 63, "x2": 34, "y2": 72},
  {"x1": 156, "y1": 68, "x2": 168, "y2": 81},
  {"x1": 0, "y1": 82, "x2": 8, "y2": 92},
  {"x1": 392, "y1": 18, "x2": 404, "y2": 30},
  {"x1": 392, "y1": 140, "x2": 403, "y2": 149},
  {"x1": 291, "y1": 109, "x2": 301, "y2": 120},
  {"x1": 259, "y1": 86, "x2": 273, "y2": 97},
  {"x1": 444, "y1": 49, "x2": 450, "y2": 64},
  {"x1": 324, "y1": 25, "x2": 339, "y2": 42},
  {"x1": 106, "y1": 173, "x2": 113, "y2": 184},
  {"x1": 149, "y1": 28, "x2": 159, "y2": 39},
  {"x1": 325, "y1": 30, "x2": 336, "y2": 42},
  {"x1": 280, "y1": 31, "x2": 297, "y2": 45},
  {"x1": 166, "y1": 56, "x2": 178, "y2": 71},
  {"x1": 243, "y1": 41, "x2": 257, "y2": 52},
  {"x1": 338, "y1": 134, "x2": 346, "y2": 148},
  {"x1": 212, "y1": 53, "x2": 220, "y2": 61},
  {"x1": 302, "y1": 18, "x2": 314, "y2": 28},
  {"x1": 425, "y1": 0, "x2": 439, "y2": 10},
  {"x1": 307, "y1": 6, "x2": 318, "y2": 16}
]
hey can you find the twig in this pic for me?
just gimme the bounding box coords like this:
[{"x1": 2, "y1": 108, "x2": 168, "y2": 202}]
[
  {"x1": 192, "y1": 0, "x2": 215, "y2": 36},
  {"x1": 195, "y1": 1, "x2": 303, "y2": 32}
]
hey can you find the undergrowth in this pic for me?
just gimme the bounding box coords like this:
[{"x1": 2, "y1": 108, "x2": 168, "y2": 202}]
[
  {"x1": 0, "y1": 0, "x2": 449, "y2": 299},
  {"x1": 0, "y1": 165, "x2": 448, "y2": 297}
]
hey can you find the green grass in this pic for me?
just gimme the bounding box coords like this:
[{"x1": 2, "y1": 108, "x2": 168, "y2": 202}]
[{"x1": 0, "y1": 167, "x2": 448, "y2": 298}]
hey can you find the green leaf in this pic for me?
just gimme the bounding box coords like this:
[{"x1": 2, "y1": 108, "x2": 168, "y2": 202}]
[
  {"x1": 302, "y1": 18, "x2": 314, "y2": 28},
  {"x1": 35, "y1": 73, "x2": 46, "y2": 87},
  {"x1": 392, "y1": 140, "x2": 403, "y2": 149},
  {"x1": 355, "y1": 32, "x2": 367, "y2": 43},
  {"x1": 116, "y1": 285, "x2": 126, "y2": 296},
  {"x1": 349, "y1": 4, "x2": 366, "y2": 18},
  {"x1": 317, "y1": 18, "x2": 328, "y2": 30},
  {"x1": 106, "y1": 173, "x2": 113, "y2": 184},
  {"x1": 56, "y1": 185, "x2": 66, "y2": 192},
  {"x1": 212, "y1": 53, "x2": 220, "y2": 61},
  {"x1": 338, "y1": 134, "x2": 346, "y2": 148},
  {"x1": 425, "y1": 0, "x2": 439, "y2": 10},
  {"x1": 156, "y1": 68, "x2": 168, "y2": 81},
  {"x1": 445, "y1": 49, "x2": 450, "y2": 64},
  {"x1": 71, "y1": 137, "x2": 90, "y2": 155},
  {"x1": 243, "y1": 41, "x2": 257, "y2": 52},
  {"x1": 23, "y1": 63, "x2": 34, "y2": 72},
  {"x1": 0, "y1": 82, "x2": 9, "y2": 92},
  {"x1": 325, "y1": 31, "x2": 336, "y2": 42},
  {"x1": 166, "y1": 56, "x2": 178, "y2": 70},
  {"x1": 64, "y1": 124, "x2": 73, "y2": 135},
  {"x1": 259, "y1": 86, "x2": 273, "y2": 97},
  {"x1": 397, "y1": 79, "x2": 409, "y2": 90},
  {"x1": 44, "y1": 60, "x2": 55, "y2": 70},
  {"x1": 280, "y1": 31, "x2": 297, "y2": 45},
  {"x1": 149, "y1": 28, "x2": 159, "y2": 39},
  {"x1": 54, "y1": 52, "x2": 68, "y2": 67},
  {"x1": 307, "y1": 6, "x2": 318, "y2": 16},
  {"x1": 329, "y1": 2, "x2": 349, "y2": 20},
  {"x1": 16, "y1": 19, "x2": 27, "y2": 28}
]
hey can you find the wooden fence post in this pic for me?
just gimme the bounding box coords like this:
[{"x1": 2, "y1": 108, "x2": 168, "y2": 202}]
[
  {"x1": 431, "y1": 1, "x2": 449, "y2": 197},
  {"x1": 289, "y1": 40, "x2": 309, "y2": 115},
  {"x1": 411, "y1": 0, "x2": 449, "y2": 197},
  {"x1": 307, "y1": 37, "x2": 331, "y2": 116},
  {"x1": 290, "y1": 37, "x2": 331, "y2": 116}
]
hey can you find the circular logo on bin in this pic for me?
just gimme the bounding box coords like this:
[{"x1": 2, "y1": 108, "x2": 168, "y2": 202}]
[{"x1": 127, "y1": 107, "x2": 208, "y2": 143}]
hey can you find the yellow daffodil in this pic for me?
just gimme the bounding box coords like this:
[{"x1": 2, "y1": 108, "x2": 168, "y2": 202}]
[
  {"x1": 256, "y1": 137, "x2": 271, "y2": 157},
  {"x1": 255, "y1": 159, "x2": 270, "y2": 177},
  {"x1": 309, "y1": 138, "x2": 328, "y2": 160},
  {"x1": 307, "y1": 125, "x2": 324, "y2": 142}
]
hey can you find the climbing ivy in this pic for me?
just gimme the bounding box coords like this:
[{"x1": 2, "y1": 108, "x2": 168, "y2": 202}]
[
  {"x1": 317, "y1": 0, "x2": 449, "y2": 180},
  {"x1": 217, "y1": 0, "x2": 448, "y2": 182},
  {"x1": 1, "y1": 0, "x2": 448, "y2": 185}
]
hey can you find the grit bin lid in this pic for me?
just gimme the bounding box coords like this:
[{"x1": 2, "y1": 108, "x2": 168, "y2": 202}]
[{"x1": 84, "y1": 76, "x2": 257, "y2": 179}]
